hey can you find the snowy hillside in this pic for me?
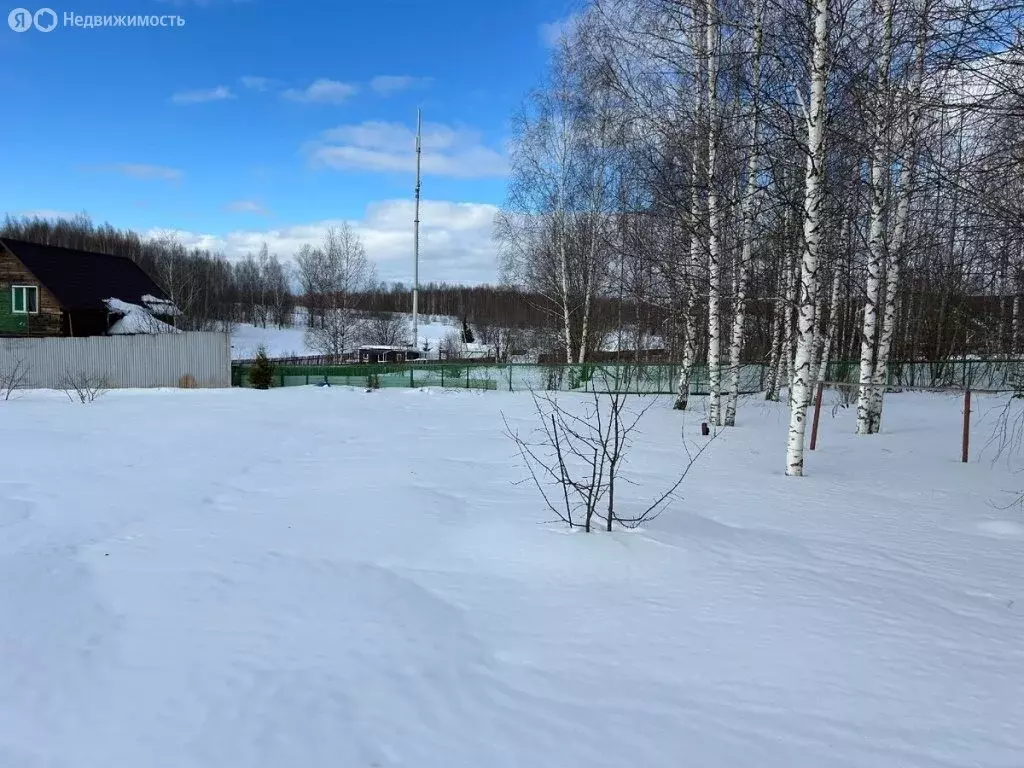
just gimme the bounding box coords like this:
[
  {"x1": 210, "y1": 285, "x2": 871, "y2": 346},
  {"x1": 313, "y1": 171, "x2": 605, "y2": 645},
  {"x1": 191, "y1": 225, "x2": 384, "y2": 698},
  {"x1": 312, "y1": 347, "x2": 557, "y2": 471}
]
[
  {"x1": 232, "y1": 314, "x2": 660, "y2": 361},
  {"x1": 231, "y1": 314, "x2": 466, "y2": 359},
  {"x1": 0, "y1": 388, "x2": 1021, "y2": 767}
]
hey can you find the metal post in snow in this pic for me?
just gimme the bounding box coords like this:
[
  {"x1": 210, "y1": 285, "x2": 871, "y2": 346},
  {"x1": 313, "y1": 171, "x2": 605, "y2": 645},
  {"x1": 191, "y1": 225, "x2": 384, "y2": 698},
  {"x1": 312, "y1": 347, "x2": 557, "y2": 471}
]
[
  {"x1": 809, "y1": 381, "x2": 824, "y2": 451},
  {"x1": 412, "y1": 108, "x2": 422, "y2": 351},
  {"x1": 962, "y1": 388, "x2": 971, "y2": 463}
]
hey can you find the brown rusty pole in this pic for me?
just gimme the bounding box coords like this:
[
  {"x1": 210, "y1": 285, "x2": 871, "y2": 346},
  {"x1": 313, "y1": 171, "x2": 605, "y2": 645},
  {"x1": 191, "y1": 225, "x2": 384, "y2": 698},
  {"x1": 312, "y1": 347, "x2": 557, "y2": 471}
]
[
  {"x1": 809, "y1": 382, "x2": 824, "y2": 451},
  {"x1": 962, "y1": 389, "x2": 971, "y2": 463}
]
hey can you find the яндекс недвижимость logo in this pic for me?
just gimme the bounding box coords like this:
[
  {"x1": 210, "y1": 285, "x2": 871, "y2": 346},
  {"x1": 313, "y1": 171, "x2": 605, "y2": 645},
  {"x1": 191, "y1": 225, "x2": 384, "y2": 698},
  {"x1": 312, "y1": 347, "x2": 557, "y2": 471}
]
[
  {"x1": 8, "y1": 7, "x2": 57, "y2": 32},
  {"x1": 7, "y1": 8, "x2": 184, "y2": 31}
]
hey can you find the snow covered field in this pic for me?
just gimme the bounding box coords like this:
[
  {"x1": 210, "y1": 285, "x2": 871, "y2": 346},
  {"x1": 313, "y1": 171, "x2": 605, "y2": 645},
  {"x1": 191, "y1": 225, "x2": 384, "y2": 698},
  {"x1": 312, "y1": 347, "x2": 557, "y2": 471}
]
[
  {"x1": 230, "y1": 316, "x2": 461, "y2": 359},
  {"x1": 1, "y1": 388, "x2": 1022, "y2": 767}
]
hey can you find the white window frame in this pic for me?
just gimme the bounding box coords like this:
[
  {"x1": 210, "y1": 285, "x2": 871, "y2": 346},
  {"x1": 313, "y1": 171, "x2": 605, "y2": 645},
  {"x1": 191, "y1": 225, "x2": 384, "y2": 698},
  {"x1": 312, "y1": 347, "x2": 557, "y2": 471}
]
[
  {"x1": 11, "y1": 285, "x2": 39, "y2": 315},
  {"x1": 377, "y1": 353, "x2": 388, "y2": 363}
]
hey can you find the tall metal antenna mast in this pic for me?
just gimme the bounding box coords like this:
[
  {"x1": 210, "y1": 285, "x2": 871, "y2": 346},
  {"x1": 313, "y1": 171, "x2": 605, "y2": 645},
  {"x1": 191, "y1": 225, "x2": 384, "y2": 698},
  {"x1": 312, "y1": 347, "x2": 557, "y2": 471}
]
[{"x1": 412, "y1": 108, "x2": 422, "y2": 349}]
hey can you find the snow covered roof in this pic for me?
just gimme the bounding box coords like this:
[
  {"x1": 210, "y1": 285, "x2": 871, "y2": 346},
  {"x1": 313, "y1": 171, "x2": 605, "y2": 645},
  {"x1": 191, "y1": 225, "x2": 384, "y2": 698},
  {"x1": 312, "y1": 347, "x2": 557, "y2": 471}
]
[
  {"x1": 141, "y1": 295, "x2": 182, "y2": 317},
  {"x1": 359, "y1": 345, "x2": 419, "y2": 352},
  {"x1": 103, "y1": 297, "x2": 181, "y2": 335},
  {"x1": 104, "y1": 298, "x2": 143, "y2": 315},
  {"x1": 108, "y1": 312, "x2": 180, "y2": 335}
]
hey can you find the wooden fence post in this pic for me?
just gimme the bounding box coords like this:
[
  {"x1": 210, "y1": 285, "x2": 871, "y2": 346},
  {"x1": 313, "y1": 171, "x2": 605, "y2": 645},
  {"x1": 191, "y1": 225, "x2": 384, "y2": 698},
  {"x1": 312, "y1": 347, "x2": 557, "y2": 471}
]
[
  {"x1": 809, "y1": 381, "x2": 824, "y2": 451},
  {"x1": 962, "y1": 388, "x2": 971, "y2": 463}
]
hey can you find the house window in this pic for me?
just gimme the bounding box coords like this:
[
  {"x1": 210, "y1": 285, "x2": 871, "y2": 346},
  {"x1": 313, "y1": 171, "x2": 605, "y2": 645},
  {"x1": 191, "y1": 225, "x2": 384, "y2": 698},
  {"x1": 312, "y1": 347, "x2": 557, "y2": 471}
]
[
  {"x1": 377, "y1": 353, "x2": 387, "y2": 363},
  {"x1": 12, "y1": 286, "x2": 38, "y2": 315}
]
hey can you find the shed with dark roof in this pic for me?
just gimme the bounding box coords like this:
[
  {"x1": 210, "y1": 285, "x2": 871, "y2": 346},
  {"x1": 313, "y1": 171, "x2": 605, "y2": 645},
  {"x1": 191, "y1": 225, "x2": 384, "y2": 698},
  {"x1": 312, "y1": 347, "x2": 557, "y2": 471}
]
[{"x1": 0, "y1": 237, "x2": 177, "y2": 337}]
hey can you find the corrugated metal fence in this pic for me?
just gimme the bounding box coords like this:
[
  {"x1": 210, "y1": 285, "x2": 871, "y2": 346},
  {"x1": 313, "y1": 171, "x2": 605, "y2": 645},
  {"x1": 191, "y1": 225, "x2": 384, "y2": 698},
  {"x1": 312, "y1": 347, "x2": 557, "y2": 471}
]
[{"x1": 0, "y1": 332, "x2": 231, "y2": 389}]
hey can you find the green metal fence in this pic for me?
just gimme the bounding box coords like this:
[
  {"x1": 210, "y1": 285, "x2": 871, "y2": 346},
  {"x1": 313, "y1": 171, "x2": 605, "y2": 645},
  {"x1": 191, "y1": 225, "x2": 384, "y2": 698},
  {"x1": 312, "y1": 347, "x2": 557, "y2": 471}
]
[
  {"x1": 821, "y1": 358, "x2": 1024, "y2": 392},
  {"x1": 232, "y1": 357, "x2": 1024, "y2": 394},
  {"x1": 232, "y1": 361, "x2": 766, "y2": 394}
]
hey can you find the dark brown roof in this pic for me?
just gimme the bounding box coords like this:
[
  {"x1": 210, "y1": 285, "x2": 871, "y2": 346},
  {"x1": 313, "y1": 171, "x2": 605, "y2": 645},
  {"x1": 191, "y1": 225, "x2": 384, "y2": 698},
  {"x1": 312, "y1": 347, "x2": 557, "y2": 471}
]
[{"x1": 0, "y1": 237, "x2": 170, "y2": 312}]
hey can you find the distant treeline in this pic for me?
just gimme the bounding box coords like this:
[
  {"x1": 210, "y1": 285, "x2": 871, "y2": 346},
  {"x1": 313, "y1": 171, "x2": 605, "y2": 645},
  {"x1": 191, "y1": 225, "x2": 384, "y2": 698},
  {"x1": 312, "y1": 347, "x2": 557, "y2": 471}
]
[
  {"x1": 350, "y1": 283, "x2": 646, "y2": 338},
  {"x1": 2, "y1": 214, "x2": 1009, "y2": 364},
  {"x1": 0, "y1": 214, "x2": 661, "y2": 356}
]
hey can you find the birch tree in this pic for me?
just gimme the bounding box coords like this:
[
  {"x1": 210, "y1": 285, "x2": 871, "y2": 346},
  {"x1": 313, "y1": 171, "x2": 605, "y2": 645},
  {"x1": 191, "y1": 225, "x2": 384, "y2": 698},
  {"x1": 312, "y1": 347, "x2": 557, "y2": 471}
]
[
  {"x1": 497, "y1": 24, "x2": 616, "y2": 365},
  {"x1": 865, "y1": 0, "x2": 928, "y2": 431},
  {"x1": 855, "y1": 0, "x2": 898, "y2": 435},
  {"x1": 703, "y1": 0, "x2": 726, "y2": 425},
  {"x1": 723, "y1": 0, "x2": 765, "y2": 426},
  {"x1": 301, "y1": 225, "x2": 376, "y2": 357},
  {"x1": 785, "y1": 0, "x2": 829, "y2": 477}
]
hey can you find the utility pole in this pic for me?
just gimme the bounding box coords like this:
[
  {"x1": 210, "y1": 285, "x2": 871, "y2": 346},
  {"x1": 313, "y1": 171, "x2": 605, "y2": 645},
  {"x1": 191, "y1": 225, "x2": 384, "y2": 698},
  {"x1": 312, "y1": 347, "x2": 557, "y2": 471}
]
[{"x1": 412, "y1": 108, "x2": 422, "y2": 348}]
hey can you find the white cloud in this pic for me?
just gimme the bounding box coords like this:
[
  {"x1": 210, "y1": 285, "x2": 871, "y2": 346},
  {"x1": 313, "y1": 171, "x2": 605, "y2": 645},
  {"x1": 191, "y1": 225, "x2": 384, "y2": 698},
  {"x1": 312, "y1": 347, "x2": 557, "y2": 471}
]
[
  {"x1": 147, "y1": 199, "x2": 499, "y2": 284},
  {"x1": 223, "y1": 200, "x2": 270, "y2": 215},
  {"x1": 171, "y1": 85, "x2": 234, "y2": 105},
  {"x1": 283, "y1": 79, "x2": 359, "y2": 104},
  {"x1": 307, "y1": 120, "x2": 507, "y2": 179},
  {"x1": 238, "y1": 76, "x2": 278, "y2": 91},
  {"x1": 369, "y1": 75, "x2": 430, "y2": 95},
  {"x1": 539, "y1": 14, "x2": 579, "y2": 47}
]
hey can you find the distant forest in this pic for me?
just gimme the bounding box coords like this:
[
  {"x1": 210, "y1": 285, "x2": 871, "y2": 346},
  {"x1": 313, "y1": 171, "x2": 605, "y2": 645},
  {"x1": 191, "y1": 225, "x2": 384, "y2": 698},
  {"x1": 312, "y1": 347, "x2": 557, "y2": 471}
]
[
  {"x1": 0, "y1": 214, "x2": 650, "y2": 356},
  {"x1": 1, "y1": 213, "x2": 1012, "y2": 365}
]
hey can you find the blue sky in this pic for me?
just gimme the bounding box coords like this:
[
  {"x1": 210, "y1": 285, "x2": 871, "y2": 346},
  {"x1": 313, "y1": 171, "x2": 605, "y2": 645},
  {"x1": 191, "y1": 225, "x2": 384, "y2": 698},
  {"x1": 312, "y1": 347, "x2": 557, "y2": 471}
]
[{"x1": 0, "y1": 0, "x2": 576, "y2": 283}]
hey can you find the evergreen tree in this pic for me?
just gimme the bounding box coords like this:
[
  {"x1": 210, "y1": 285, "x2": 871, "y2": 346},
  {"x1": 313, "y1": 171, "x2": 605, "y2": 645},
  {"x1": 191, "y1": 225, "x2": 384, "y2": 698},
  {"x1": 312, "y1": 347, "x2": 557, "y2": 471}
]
[{"x1": 248, "y1": 345, "x2": 275, "y2": 390}]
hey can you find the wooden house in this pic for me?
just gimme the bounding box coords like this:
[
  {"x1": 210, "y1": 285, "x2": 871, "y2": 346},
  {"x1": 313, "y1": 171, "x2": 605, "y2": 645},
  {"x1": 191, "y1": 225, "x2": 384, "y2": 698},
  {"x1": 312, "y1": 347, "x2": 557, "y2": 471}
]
[{"x1": 0, "y1": 237, "x2": 178, "y2": 337}]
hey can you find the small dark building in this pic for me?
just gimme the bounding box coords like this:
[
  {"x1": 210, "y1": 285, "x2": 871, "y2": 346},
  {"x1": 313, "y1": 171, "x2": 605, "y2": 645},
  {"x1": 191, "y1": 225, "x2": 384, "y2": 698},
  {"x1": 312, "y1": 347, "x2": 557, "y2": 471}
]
[
  {"x1": 0, "y1": 237, "x2": 178, "y2": 337},
  {"x1": 358, "y1": 345, "x2": 421, "y2": 364}
]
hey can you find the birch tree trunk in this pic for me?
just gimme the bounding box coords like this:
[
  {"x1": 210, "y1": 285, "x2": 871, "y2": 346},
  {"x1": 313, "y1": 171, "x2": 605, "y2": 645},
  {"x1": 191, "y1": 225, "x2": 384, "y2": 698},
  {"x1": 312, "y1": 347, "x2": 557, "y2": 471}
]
[
  {"x1": 578, "y1": 109, "x2": 612, "y2": 365},
  {"x1": 857, "y1": 151, "x2": 889, "y2": 429},
  {"x1": 674, "y1": 161, "x2": 704, "y2": 410},
  {"x1": 866, "y1": 0, "x2": 925, "y2": 432},
  {"x1": 856, "y1": 0, "x2": 897, "y2": 434},
  {"x1": 578, "y1": 263, "x2": 593, "y2": 365},
  {"x1": 724, "y1": 243, "x2": 750, "y2": 425},
  {"x1": 558, "y1": 252, "x2": 574, "y2": 364},
  {"x1": 785, "y1": 0, "x2": 828, "y2": 477},
  {"x1": 705, "y1": 0, "x2": 724, "y2": 426},
  {"x1": 674, "y1": 287, "x2": 698, "y2": 410},
  {"x1": 1014, "y1": 292, "x2": 1021, "y2": 354},
  {"x1": 674, "y1": 14, "x2": 706, "y2": 413},
  {"x1": 817, "y1": 258, "x2": 843, "y2": 385},
  {"x1": 724, "y1": 0, "x2": 763, "y2": 427},
  {"x1": 869, "y1": 257, "x2": 899, "y2": 426},
  {"x1": 783, "y1": 241, "x2": 797, "y2": 403},
  {"x1": 765, "y1": 295, "x2": 783, "y2": 401}
]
